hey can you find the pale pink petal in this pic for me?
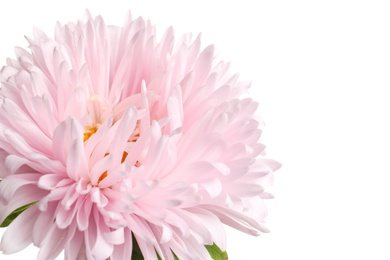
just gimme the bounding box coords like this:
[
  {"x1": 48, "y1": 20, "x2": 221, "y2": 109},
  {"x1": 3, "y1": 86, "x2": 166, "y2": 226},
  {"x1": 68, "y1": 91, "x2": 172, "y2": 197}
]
[
  {"x1": 0, "y1": 173, "x2": 39, "y2": 202},
  {"x1": 64, "y1": 230, "x2": 85, "y2": 260},
  {"x1": 111, "y1": 229, "x2": 132, "y2": 260},
  {"x1": 33, "y1": 203, "x2": 56, "y2": 246},
  {"x1": 66, "y1": 118, "x2": 88, "y2": 180},
  {"x1": 37, "y1": 174, "x2": 66, "y2": 190},
  {"x1": 0, "y1": 205, "x2": 39, "y2": 254},
  {"x1": 37, "y1": 223, "x2": 76, "y2": 260},
  {"x1": 76, "y1": 196, "x2": 93, "y2": 231}
]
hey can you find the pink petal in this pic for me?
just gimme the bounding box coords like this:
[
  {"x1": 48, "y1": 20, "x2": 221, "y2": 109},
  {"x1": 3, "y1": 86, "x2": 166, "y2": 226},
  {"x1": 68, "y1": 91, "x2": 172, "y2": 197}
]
[
  {"x1": 0, "y1": 173, "x2": 40, "y2": 203},
  {"x1": 76, "y1": 196, "x2": 93, "y2": 231},
  {"x1": 0, "y1": 205, "x2": 39, "y2": 254},
  {"x1": 64, "y1": 230, "x2": 84, "y2": 260},
  {"x1": 33, "y1": 203, "x2": 56, "y2": 246},
  {"x1": 111, "y1": 229, "x2": 133, "y2": 260},
  {"x1": 37, "y1": 223, "x2": 76, "y2": 260}
]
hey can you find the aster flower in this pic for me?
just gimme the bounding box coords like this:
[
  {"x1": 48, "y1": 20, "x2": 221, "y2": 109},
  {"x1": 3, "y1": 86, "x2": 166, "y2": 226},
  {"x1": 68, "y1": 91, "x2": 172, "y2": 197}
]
[{"x1": 0, "y1": 11, "x2": 279, "y2": 260}]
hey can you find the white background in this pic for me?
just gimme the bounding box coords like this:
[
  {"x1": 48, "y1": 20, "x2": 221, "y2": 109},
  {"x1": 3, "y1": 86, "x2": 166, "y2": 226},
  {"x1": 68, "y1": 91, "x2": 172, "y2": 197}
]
[{"x1": 1, "y1": 0, "x2": 390, "y2": 259}]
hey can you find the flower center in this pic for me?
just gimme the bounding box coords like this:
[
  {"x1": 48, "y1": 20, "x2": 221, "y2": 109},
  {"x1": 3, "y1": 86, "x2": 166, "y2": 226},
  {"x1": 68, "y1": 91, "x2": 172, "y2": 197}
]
[
  {"x1": 84, "y1": 125, "x2": 98, "y2": 142},
  {"x1": 82, "y1": 95, "x2": 143, "y2": 184},
  {"x1": 83, "y1": 96, "x2": 111, "y2": 142}
]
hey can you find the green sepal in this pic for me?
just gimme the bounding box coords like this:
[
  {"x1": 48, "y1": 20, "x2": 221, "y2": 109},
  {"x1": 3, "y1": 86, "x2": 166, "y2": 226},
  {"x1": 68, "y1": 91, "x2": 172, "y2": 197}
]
[
  {"x1": 205, "y1": 243, "x2": 228, "y2": 260},
  {"x1": 0, "y1": 202, "x2": 37, "y2": 228}
]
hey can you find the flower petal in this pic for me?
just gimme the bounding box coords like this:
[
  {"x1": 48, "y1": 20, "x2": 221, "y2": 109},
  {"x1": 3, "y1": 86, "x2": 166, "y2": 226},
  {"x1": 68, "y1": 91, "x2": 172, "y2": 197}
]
[{"x1": 0, "y1": 205, "x2": 39, "y2": 254}]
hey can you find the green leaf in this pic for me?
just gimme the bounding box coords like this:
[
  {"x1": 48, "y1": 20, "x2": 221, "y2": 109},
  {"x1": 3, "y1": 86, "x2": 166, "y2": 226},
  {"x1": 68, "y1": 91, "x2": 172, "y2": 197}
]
[
  {"x1": 0, "y1": 202, "x2": 37, "y2": 228},
  {"x1": 131, "y1": 251, "x2": 144, "y2": 260},
  {"x1": 206, "y1": 243, "x2": 229, "y2": 260}
]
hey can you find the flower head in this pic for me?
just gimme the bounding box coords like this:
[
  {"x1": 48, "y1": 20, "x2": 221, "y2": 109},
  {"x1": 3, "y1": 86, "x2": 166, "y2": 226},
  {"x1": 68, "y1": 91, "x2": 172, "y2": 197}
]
[{"x1": 0, "y1": 11, "x2": 280, "y2": 259}]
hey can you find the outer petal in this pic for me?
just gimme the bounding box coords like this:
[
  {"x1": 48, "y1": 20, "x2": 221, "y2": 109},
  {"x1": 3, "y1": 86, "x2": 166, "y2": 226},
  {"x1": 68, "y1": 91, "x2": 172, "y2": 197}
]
[
  {"x1": 111, "y1": 229, "x2": 133, "y2": 260},
  {"x1": 64, "y1": 230, "x2": 85, "y2": 260},
  {"x1": 37, "y1": 222, "x2": 77, "y2": 260},
  {"x1": 0, "y1": 205, "x2": 39, "y2": 254}
]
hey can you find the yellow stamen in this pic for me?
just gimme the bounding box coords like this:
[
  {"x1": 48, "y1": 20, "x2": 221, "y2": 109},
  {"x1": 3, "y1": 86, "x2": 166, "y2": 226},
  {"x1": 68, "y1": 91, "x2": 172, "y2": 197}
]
[
  {"x1": 97, "y1": 152, "x2": 131, "y2": 184},
  {"x1": 84, "y1": 126, "x2": 98, "y2": 142},
  {"x1": 121, "y1": 151, "x2": 128, "y2": 162},
  {"x1": 98, "y1": 171, "x2": 108, "y2": 184}
]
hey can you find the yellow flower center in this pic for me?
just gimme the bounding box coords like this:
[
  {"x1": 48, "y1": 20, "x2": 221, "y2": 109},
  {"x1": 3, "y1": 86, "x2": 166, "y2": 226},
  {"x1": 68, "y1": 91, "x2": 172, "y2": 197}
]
[{"x1": 84, "y1": 125, "x2": 98, "y2": 142}]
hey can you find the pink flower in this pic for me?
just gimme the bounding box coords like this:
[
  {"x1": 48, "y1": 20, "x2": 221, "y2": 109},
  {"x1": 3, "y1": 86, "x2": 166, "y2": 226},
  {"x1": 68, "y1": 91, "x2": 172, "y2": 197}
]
[{"x1": 0, "y1": 11, "x2": 280, "y2": 260}]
